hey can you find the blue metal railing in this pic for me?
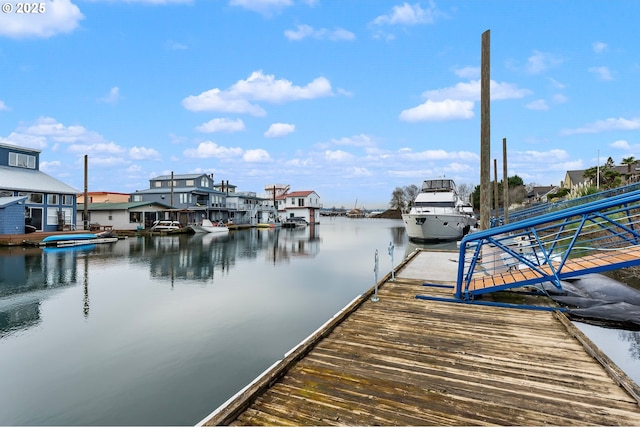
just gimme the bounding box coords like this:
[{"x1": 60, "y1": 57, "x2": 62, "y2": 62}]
[
  {"x1": 456, "y1": 191, "x2": 640, "y2": 301},
  {"x1": 493, "y1": 182, "x2": 640, "y2": 227}
]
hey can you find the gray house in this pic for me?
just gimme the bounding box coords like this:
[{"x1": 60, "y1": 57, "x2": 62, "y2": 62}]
[
  {"x1": 130, "y1": 173, "x2": 229, "y2": 225},
  {"x1": 0, "y1": 143, "x2": 79, "y2": 234}
]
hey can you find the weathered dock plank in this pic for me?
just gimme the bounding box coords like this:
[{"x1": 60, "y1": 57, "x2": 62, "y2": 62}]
[{"x1": 199, "y1": 249, "x2": 640, "y2": 426}]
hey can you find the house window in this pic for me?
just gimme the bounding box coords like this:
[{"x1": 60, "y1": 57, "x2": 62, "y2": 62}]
[
  {"x1": 129, "y1": 212, "x2": 141, "y2": 223},
  {"x1": 132, "y1": 194, "x2": 142, "y2": 202},
  {"x1": 201, "y1": 177, "x2": 208, "y2": 187},
  {"x1": 153, "y1": 181, "x2": 162, "y2": 188},
  {"x1": 179, "y1": 193, "x2": 191, "y2": 204},
  {"x1": 47, "y1": 194, "x2": 59, "y2": 205},
  {"x1": 298, "y1": 198, "x2": 305, "y2": 207},
  {"x1": 24, "y1": 193, "x2": 43, "y2": 204},
  {"x1": 46, "y1": 208, "x2": 59, "y2": 225},
  {"x1": 185, "y1": 180, "x2": 194, "y2": 186},
  {"x1": 9, "y1": 152, "x2": 36, "y2": 169},
  {"x1": 62, "y1": 195, "x2": 74, "y2": 205}
]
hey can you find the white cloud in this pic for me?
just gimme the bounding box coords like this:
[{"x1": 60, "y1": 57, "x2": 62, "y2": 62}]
[
  {"x1": 399, "y1": 149, "x2": 479, "y2": 162},
  {"x1": 182, "y1": 70, "x2": 333, "y2": 115},
  {"x1": 229, "y1": 0, "x2": 293, "y2": 15},
  {"x1": 196, "y1": 118, "x2": 246, "y2": 133},
  {"x1": 325, "y1": 150, "x2": 354, "y2": 162},
  {"x1": 399, "y1": 99, "x2": 474, "y2": 122},
  {"x1": 525, "y1": 99, "x2": 549, "y2": 111},
  {"x1": 0, "y1": 0, "x2": 84, "y2": 38},
  {"x1": 511, "y1": 149, "x2": 569, "y2": 162},
  {"x1": 183, "y1": 141, "x2": 243, "y2": 158},
  {"x1": 243, "y1": 148, "x2": 272, "y2": 162},
  {"x1": 371, "y1": 2, "x2": 439, "y2": 26},
  {"x1": 561, "y1": 117, "x2": 640, "y2": 135},
  {"x1": 129, "y1": 146, "x2": 160, "y2": 160},
  {"x1": 589, "y1": 66, "x2": 613, "y2": 81},
  {"x1": 329, "y1": 134, "x2": 375, "y2": 148},
  {"x1": 552, "y1": 93, "x2": 568, "y2": 104},
  {"x1": 182, "y1": 88, "x2": 267, "y2": 116},
  {"x1": 423, "y1": 80, "x2": 531, "y2": 102},
  {"x1": 98, "y1": 87, "x2": 121, "y2": 105},
  {"x1": 284, "y1": 24, "x2": 355, "y2": 41},
  {"x1": 264, "y1": 123, "x2": 295, "y2": 138},
  {"x1": 526, "y1": 50, "x2": 563, "y2": 74},
  {"x1": 0, "y1": 100, "x2": 9, "y2": 111},
  {"x1": 610, "y1": 140, "x2": 631, "y2": 150},
  {"x1": 452, "y1": 66, "x2": 479, "y2": 79},
  {"x1": 68, "y1": 142, "x2": 124, "y2": 155},
  {"x1": 592, "y1": 41, "x2": 608, "y2": 54},
  {"x1": 166, "y1": 40, "x2": 188, "y2": 50}
]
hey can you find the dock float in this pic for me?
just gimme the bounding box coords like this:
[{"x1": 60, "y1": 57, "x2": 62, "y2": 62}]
[{"x1": 198, "y1": 249, "x2": 640, "y2": 426}]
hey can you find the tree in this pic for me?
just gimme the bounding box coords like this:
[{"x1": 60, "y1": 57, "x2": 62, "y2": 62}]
[
  {"x1": 403, "y1": 184, "x2": 419, "y2": 207},
  {"x1": 622, "y1": 156, "x2": 636, "y2": 175},
  {"x1": 389, "y1": 187, "x2": 405, "y2": 210}
]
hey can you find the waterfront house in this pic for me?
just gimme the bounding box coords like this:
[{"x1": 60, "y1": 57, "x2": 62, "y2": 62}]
[
  {"x1": 0, "y1": 142, "x2": 79, "y2": 234},
  {"x1": 76, "y1": 201, "x2": 172, "y2": 231},
  {"x1": 130, "y1": 173, "x2": 229, "y2": 225},
  {"x1": 276, "y1": 190, "x2": 322, "y2": 224}
]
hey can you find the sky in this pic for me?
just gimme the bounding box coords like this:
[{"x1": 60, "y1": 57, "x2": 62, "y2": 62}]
[{"x1": 1, "y1": 0, "x2": 639, "y2": 209}]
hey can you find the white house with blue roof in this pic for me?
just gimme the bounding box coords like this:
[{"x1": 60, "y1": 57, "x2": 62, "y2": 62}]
[{"x1": 0, "y1": 143, "x2": 79, "y2": 234}]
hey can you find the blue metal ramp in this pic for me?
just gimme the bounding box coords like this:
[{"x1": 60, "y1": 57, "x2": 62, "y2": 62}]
[{"x1": 456, "y1": 191, "x2": 640, "y2": 301}]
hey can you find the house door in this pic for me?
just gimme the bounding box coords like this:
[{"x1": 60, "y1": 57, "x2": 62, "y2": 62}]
[{"x1": 28, "y1": 207, "x2": 43, "y2": 231}]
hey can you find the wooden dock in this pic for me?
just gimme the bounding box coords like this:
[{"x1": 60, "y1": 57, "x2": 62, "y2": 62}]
[{"x1": 198, "y1": 249, "x2": 640, "y2": 426}]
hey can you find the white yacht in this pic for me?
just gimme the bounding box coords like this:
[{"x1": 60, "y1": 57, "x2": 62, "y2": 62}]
[{"x1": 402, "y1": 179, "x2": 477, "y2": 241}]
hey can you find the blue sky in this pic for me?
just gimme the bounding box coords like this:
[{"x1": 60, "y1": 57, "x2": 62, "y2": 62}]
[{"x1": 1, "y1": 0, "x2": 639, "y2": 209}]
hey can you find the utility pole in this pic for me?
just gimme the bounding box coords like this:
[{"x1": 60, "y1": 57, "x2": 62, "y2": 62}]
[
  {"x1": 502, "y1": 138, "x2": 509, "y2": 224},
  {"x1": 480, "y1": 30, "x2": 491, "y2": 230}
]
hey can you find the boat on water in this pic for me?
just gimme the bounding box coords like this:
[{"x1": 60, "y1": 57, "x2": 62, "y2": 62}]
[
  {"x1": 402, "y1": 178, "x2": 477, "y2": 242},
  {"x1": 149, "y1": 220, "x2": 193, "y2": 233},
  {"x1": 41, "y1": 232, "x2": 118, "y2": 247},
  {"x1": 282, "y1": 217, "x2": 308, "y2": 228},
  {"x1": 191, "y1": 219, "x2": 230, "y2": 234}
]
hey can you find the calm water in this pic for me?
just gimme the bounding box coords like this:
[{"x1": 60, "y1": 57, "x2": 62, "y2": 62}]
[{"x1": 0, "y1": 218, "x2": 638, "y2": 426}]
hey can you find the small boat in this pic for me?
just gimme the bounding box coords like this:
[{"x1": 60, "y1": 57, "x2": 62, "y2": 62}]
[
  {"x1": 191, "y1": 219, "x2": 230, "y2": 234},
  {"x1": 256, "y1": 221, "x2": 282, "y2": 229},
  {"x1": 149, "y1": 220, "x2": 188, "y2": 233},
  {"x1": 282, "y1": 217, "x2": 308, "y2": 228},
  {"x1": 41, "y1": 233, "x2": 118, "y2": 247},
  {"x1": 402, "y1": 178, "x2": 477, "y2": 242}
]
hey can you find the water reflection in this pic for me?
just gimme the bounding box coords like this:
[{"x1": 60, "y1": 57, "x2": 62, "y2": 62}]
[{"x1": 0, "y1": 246, "x2": 94, "y2": 338}]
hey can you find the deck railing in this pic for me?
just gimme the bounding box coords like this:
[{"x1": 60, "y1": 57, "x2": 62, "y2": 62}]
[{"x1": 456, "y1": 191, "x2": 640, "y2": 300}]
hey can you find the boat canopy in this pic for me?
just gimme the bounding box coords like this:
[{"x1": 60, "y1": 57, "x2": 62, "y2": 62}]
[{"x1": 421, "y1": 179, "x2": 457, "y2": 192}]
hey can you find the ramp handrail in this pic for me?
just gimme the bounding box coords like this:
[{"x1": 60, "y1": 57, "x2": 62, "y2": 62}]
[
  {"x1": 456, "y1": 191, "x2": 640, "y2": 300},
  {"x1": 494, "y1": 182, "x2": 640, "y2": 227}
]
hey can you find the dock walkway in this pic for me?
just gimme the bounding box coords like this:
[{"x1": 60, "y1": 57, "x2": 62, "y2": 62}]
[{"x1": 199, "y1": 249, "x2": 640, "y2": 426}]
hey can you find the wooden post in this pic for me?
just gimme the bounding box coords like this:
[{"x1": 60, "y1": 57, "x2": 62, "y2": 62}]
[
  {"x1": 503, "y1": 138, "x2": 509, "y2": 224},
  {"x1": 494, "y1": 159, "x2": 499, "y2": 218},
  {"x1": 480, "y1": 30, "x2": 491, "y2": 230},
  {"x1": 83, "y1": 154, "x2": 88, "y2": 230}
]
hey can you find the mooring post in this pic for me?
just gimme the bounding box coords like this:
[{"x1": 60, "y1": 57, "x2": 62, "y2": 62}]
[
  {"x1": 388, "y1": 241, "x2": 395, "y2": 281},
  {"x1": 371, "y1": 249, "x2": 380, "y2": 302}
]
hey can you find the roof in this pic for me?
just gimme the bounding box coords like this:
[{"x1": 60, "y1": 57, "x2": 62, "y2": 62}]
[
  {"x1": 276, "y1": 190, "x2": 318, "y2": 199},
  {"x1": 0, "y1": 196, "x2": 28, "y2": 208},
  {"x1": 152, "y1": 173, "x2": 210, "y2": 180},
  {"x1": 77, "y1": 201, "x2": 172, "y2": 211},
  {"x1": 0, "y1": 165, "x2": 79, "y2": 194},
  {"x1": 132, "y1": 187, "x2": 224, "y2": 195},
  {"x1": 0, "y1": 142, "x2": 41, "y2": 153}
]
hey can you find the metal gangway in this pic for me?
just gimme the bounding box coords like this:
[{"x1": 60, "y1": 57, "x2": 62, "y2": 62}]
[{"x1": 456, "y1": 190, "x2": 640, "y2": 301}]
